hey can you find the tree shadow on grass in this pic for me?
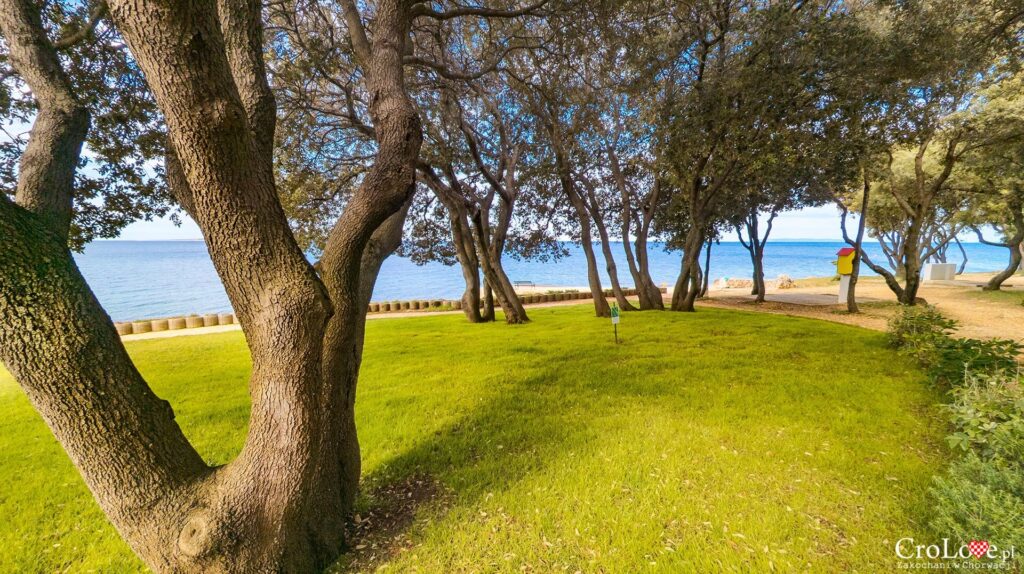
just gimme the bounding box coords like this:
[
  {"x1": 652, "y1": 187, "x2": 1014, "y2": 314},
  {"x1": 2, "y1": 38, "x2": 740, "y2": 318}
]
[{"x1": 329, "y1": 367, "x2": 603, "y2": 572}]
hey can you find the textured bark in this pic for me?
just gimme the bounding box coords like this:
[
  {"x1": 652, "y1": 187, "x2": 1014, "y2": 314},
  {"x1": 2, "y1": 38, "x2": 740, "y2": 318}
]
[
  {"x1": 567, "y1": 184, "x2": 611, "y2": 317},
  {"x1": 610, "y1": 151, "x2": 664, "y2": 310},
  {"x1": 579, "y1": 176, "x2": 636, "y2": 311},
  {"x1": 845, "y1": 172, "x2": 872, "y2": 313},
  {"x1": 0, "y1": 198, "x2": 211, "y2": 571},
  {"x1": 450, "y1": 212, "x2": 484, "y2": 322},
  {"x1": 0, "y1": 0, "x2": 88, "y2": 240},
  {"x1": 671, "y1": 225, "x2": 705, "y2": 312},
  {"x1": 978, "y1": 192, "x2": 1024, "y2": 291},
  {"x1": 737, "y1": 210, "x2": 775, "y2": 304},
  {"x1": 2, "y1": 0, "x2": 421, "y2": 571}
]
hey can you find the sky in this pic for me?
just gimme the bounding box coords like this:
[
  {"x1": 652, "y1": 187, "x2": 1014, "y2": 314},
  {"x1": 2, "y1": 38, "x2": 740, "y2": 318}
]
[{"x1": 117, "y1": 204, "x2": 858, "y2": 242}]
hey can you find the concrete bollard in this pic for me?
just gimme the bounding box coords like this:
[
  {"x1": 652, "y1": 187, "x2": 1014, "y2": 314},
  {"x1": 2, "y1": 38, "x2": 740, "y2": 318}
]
[
  {"x1": 132, "y1": 321, "x2": 152, "y2": 334},
  {"x1": 168, "y1": 317, "x2": 186, "y2": 330},
  {"x1": 151, "y1": 319, "x2": 169, "y2": 332},
  {"x1": 115, "y1": 322, "x2": 133, "y2": 336},
  {"x1": 452, "y1": 299, "x2": 463, "y2": 310},
  {"x1": 400, "y1": 301, "x2": 411, "y2": 311},
  {"x1": 185, "y1": 315, "x2": 204, "y2": 329},
  {"x1": 390, "y1": 301, "x2": 401, "y2": 312},
  {"x1": 218, "y1": 313, "x2": 234, "y2": 325},
  {"x1": 411, "y1": 300, "x2": 421, "y2": 310},
  {"x1": 202, "y1": 314, "x2": 219, "y2": 327},
  {"x1": 369, "y1": 303, "x2": 380, "y2": 313}
]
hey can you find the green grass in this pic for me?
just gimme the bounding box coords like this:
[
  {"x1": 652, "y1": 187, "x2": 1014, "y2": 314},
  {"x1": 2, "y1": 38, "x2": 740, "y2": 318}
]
[{"x1": 0, "y1": 305, "x2": 947, "y2": 572}]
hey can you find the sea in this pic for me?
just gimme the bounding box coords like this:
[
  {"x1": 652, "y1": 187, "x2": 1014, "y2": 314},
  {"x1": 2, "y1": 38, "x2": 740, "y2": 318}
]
[{"x1": 74, "y1": 240, "x2": 1012, "y2": 322}]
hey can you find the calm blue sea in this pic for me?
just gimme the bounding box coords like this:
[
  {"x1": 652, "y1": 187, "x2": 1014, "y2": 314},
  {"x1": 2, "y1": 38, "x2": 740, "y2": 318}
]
[{"x1": 74, "y1": 240, "x2": 1012, "y2": 321}]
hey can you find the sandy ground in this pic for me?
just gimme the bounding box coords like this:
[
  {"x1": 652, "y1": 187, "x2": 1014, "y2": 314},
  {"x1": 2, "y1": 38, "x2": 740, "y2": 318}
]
[{"x1": 699, "y1": 272, "x2": 1024, "y2": 340}]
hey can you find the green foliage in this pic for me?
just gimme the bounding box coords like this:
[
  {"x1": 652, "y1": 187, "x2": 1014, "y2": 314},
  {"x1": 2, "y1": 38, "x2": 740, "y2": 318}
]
[
  {"x1": 932, "y1": 373, "x2": 1024, "y2": 562},
  {"x1": 943, "y1": 374, "x2": 1024, "y2": 459},
  {"x1": 0, "y1": 306, "x2": 945, "y2": 572},
  {"x1": 886, "y1": 305, "x2": 957, "y2": 349},
  {"x1": 887, "y1": 306, "x2": 1019, "y2": 385},
  {"x1": 930, "y1": 453, "x2": 1024, "y2": 562}
]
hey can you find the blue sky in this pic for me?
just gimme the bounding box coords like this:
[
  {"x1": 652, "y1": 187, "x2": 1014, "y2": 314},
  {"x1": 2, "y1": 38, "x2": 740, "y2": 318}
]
[{"x1": 117, "y1": 204, "x2": 855, "y2": 241}]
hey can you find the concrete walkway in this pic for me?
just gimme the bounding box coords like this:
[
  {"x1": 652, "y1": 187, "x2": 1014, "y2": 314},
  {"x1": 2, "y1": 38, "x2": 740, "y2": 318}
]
[{"x1": 727, "y1": 292, "x2": 882, "y2": 306}]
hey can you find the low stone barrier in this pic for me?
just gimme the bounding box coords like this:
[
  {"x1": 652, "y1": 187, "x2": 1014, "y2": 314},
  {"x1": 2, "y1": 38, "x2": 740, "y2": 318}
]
[
  {"x1": 112, "y1": 312, "x2": 240, "y2": 336},
  {"x1": 110, "y1": 285, "x2": 656, "y2": 337}
]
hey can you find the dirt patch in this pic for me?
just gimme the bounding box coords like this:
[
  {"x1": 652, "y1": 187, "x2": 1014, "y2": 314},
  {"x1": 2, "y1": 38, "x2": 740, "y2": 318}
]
[
  {"x1": 334, "y1": 474, "x2": 450, "y2": 573},
  {"x1": 696, "y1": 272, "x2": 1024, "y2": 341}
]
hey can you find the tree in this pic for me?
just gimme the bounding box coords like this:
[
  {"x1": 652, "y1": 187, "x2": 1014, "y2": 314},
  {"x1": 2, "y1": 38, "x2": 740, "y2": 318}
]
[
  {"x1": 839, "y1": 0, "x2": 1022, "y2": 305},
  {"x1": 414, "y1": 73, "x2": 535, "y2": 324},
  {"x1": 0, "y1": 0, "x2": 173, "y2": 249},
  {"x1": 510, "y1": 53, "x2": 615, "y2": 317},
  {"x1": 0, "y1": 0, "x2": 541, "y2": 570},
  {"x1": 955, "y1": 72, "x2": 1024, "y2": 290},
  {"x1": 653, "y1": 0, "x2": 837, "y2": 312}
]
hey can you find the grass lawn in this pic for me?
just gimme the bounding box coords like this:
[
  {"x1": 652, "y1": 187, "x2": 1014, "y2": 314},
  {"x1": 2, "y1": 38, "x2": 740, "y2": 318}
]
[{"x1": 0, "y1": 305, "x2": 947, "y2": 572}]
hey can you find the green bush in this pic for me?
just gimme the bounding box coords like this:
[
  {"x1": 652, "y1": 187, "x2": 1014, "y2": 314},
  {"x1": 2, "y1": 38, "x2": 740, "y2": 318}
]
[
  {"x1": 886, "y1": 305, "x2": 956, "y2": 349},
  {"x1": 909, "y1": 336, "x2": 1020, "y2": 386},
  {"x1": 944, "y1": 373, "x2": 1024, "y2": 460},
  {"x1": 887, "y1": 305, "x2": 1019, "y2": 385},
  {"x1": 931, "y1": 372, "x2": 1024, "y2": 562},
  {"x1": 930, "y1": 453, "x2": 1024, "y2": 564}
]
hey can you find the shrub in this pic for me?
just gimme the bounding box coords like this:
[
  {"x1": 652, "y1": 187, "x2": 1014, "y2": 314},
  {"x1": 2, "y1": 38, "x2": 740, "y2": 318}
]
[
  {"x1": 944, "y1": 373, "x2": 1024, "y2": 460},
  {"x1": 912, "y1": 337, "x2": 1020, "y2": 386},
  {"x1": 887, "y1": 305, "x2": 1019, "y2": 385},
  {"x1": 930, "y1": 453, "x2": 1024, "y2": 564},
  {"x1": 932, "y1": 371, "x2": 1024, "y2": 562},
  {"x1": 886, "y1": 305, "x2": 956, "y2": 349}
]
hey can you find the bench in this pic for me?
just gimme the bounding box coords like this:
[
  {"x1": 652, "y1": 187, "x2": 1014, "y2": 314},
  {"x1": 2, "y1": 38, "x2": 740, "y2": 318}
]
[{"x1": 513, "y1": 280, "x2": 535, "y2": 287}]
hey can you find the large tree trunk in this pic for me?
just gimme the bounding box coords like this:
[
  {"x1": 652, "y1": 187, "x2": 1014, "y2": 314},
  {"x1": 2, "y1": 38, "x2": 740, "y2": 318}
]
[
  {"x1": 566, "y1": 186, "x2": 611, "y2": 317},
  {"x1": 980, "y1": 193, "x2": 1024, "y2": 291},
  {"x1": 845, "y1": 171, "x2": 872, "y2": 313},
  {"x1": 470, "y1": 209, "x2": 528, "y2": 324},
  {"x1": 634, "y1": 222, "x2": 665, "y2": 309},
  {"x1": 452, "y1": 218, "x2": 484, "y2": 322},
  {"x1": 699, "y1": 238, "x2": 712, "y2": 298},
  {"x1": 900, "y1": 218, "x2": 925, "y2": 305},
  {"x1": 671, "y1": 225, "x2": 705, "y2": 312},
  {"x1": 580, "y1": 180, "x2": 636, "y2": 311},
  {"x1": 3, "y1": 0, "x2": 422, "y2": 571}
]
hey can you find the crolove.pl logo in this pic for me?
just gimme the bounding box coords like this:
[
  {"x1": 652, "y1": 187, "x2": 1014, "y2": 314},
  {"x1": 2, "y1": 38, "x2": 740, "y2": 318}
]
[{"x1": 896, "y1": 538, "x2": 1017, "y2": 570}]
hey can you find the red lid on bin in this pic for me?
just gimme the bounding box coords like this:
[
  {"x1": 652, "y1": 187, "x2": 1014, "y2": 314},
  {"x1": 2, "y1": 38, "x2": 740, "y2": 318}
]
[{"x1": 837, "y1": 247, "x2": 855, "y2": 256}]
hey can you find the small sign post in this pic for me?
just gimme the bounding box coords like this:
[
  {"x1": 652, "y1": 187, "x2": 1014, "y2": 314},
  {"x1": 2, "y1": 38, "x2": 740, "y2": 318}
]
[{"x1": 610, "y1": 302, "x2": 620, "y2": 344}]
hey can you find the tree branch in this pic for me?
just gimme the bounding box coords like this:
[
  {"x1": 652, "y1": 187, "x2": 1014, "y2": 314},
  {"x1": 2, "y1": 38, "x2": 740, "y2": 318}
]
[{"x1": 411, "y1": 0, "x2": 548, "y2": 21}]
